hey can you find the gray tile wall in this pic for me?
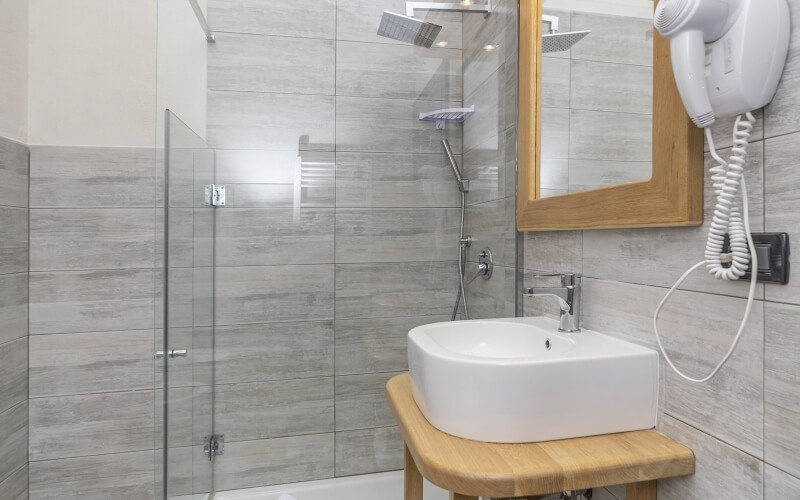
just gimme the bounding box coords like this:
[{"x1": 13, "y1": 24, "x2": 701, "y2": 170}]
[
  {"x1": 540, "y1": 10, "x2": 653, "y2": 197},
  {"x1": 27, "y1": 146, "x2": 158, "y2": 499},
  {"x1": 463, "y1": 0, "x2": 519, "y2": 320},
  {"x1": 206, "y1": 0, "x2": 465, "y2": 489},
  {"x1": 524, "y1": 1, "x2": 800, "y2": 497},
  {"x1": 0, "y1": 135, "x2": 28, "y2": 499}
]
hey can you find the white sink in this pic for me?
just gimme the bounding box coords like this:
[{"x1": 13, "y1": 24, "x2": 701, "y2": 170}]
[{"x1": 407, "y1": 317, "x2": 658, "y2": 443}]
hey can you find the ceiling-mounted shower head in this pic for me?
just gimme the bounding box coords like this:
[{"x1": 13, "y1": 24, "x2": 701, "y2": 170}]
[
  {"x1": 377, "y1": 11, "x2": 443, "y2": 48},
  {"x1": 542, "y1": 30, "x2": 591, "y2": 53}
]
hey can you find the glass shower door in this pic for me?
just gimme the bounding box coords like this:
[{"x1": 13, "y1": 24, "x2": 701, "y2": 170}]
[{"x1": 163, "y1": 110, "x2": 216, "y2": 499}]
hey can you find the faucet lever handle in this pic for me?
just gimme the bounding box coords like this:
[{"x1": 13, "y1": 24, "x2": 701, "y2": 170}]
[{"x1": 530, "y1": 272, "x2": 582, "y2": 286}]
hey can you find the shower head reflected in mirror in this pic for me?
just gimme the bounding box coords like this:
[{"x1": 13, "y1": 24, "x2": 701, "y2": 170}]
[
  {"x1": 542, "y1": 30, "x2": 591, "y2": 53},
  {"x1": 377, "y1": 11, "x2": 443, "y2": 48}
]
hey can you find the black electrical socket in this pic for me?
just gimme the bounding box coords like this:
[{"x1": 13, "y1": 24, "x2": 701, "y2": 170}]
[{"x1": 743, "y1": 232, "x2": 790, "y2": 284}]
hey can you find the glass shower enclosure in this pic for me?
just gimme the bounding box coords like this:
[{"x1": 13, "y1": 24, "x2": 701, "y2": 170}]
[
  {"x1": 161, "y1": 110, "x2": 217, "y2": 498},
  {"x1": 156, "y1": 0, "x2": 520, "y2": 498}
]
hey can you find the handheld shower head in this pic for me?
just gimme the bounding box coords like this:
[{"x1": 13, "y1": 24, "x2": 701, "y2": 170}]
[
  {"x1": 441, "y1": 139, "x2": 470, "y2": 193},
  {"x1": 377, "y1": 11, "x2": 443, "y2": 47}
]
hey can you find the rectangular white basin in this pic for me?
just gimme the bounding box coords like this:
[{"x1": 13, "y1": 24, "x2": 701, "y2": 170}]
[{"x1": 407, "y1": 317, "x2": 659, "y2": 443}]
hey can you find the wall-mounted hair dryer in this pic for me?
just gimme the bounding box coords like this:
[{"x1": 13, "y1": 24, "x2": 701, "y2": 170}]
[
  {"x1": 655, "y1": 0, "x2": 790, "y2": 127},
  {"x1": 652, "y1": 0, "x2": 791, "y2": 384}
]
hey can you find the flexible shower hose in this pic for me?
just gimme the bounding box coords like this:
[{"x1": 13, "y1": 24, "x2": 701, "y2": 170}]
[{"x1": 451, "y1": 190, "x2": 469, "y2": 320}]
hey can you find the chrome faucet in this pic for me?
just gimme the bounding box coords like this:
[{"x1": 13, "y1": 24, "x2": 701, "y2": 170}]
[{"x1": 524, "y1": 273, "x2": 582, "y2": 333}]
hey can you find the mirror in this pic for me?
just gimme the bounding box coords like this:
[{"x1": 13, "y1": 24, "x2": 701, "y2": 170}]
[{"x1": 518, "y1": 0, "x2": 705, "y2": 231}]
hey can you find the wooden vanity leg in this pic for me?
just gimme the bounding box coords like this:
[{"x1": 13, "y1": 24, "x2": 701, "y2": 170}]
[
  {"x1": 449, "y1": 493, "x2": 479, "y2": 500},
  {"x1": 627, "y1": 480, "x2": 657, "y2": 500},
  {"x1": 405, "y1": 445, "x2": 423, "y2": 500}
]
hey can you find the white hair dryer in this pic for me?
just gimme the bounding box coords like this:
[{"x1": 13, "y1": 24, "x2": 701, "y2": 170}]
[
  {"x1": 654, "y1": 0, "x2": 790, "y2": 128},
  {"x1": 652, "y1": 0, "x2": 791, "y2": 384}
]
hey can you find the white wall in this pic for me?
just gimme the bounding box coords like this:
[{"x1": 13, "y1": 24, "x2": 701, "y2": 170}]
[
  {"x1": 543, "y1": 0, "x2": 654, "y2": 19},
  {"x1": 0, "y1": 0, "x2": 29, "y2": 142},
  {"x1": 157, "y1": 0, "x2": 208, "y2": 144},
  {"x1": 28, "y1": 0, "x2": 158, "y2": 147}
]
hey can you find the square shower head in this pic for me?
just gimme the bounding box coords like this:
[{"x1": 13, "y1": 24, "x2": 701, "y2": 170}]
[{"x1": 377, "y1": 11, "x2": 443, "y2": 48}]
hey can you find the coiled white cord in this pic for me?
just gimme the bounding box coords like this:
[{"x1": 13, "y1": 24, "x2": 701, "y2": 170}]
[{"x1": 653, "y1": 113, "x2": 759, "y2": 383}]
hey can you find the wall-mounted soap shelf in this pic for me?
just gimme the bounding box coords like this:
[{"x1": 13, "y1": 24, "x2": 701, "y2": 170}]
[{"x1": 419, "y1": 105, "x2": 474, "y2": 129}]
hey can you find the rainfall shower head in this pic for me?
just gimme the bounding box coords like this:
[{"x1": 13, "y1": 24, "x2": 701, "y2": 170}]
[
  {"x1": 542, "y1": 30, "x2": 591, "y2": 53},
  {"x1": 377, "y1": 11, "x2": 443, "y2": 48}
]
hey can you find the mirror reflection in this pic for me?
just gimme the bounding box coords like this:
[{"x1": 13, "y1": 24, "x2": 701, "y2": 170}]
[{"x1": 539, "y1": 0, "x2": 655, "y2": 198}]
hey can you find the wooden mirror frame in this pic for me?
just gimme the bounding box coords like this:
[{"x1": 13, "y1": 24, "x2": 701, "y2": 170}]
[{"x1": 518, "y1": 0, "x2": 705, "y2": 231}]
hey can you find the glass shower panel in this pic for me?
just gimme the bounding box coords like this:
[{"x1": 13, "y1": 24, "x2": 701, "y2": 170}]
[{"x1": 163, "y1": 110, "x2": 216, "y2": 499}]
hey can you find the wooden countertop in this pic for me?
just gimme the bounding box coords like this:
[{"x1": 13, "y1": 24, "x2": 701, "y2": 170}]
[{"x1": 387, "y1": 373, "x2": 695, "y2": 498}]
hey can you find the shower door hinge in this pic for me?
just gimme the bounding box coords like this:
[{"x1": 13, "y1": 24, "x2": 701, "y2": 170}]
[
  {"x1": 204, "y1": 184, "x2": 226, "y2": 207},
  {"x1": 203, "y1": 434, "x2": 224, "y2": 461}
]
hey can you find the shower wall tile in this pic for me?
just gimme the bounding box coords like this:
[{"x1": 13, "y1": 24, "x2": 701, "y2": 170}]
[
  {"x1": 212, "y1": 378, "x2": 334, "y2": 442},
  {"x1": 765, "y1": 466, "x2": 800, "y2": 497},
  {"x1": 0, "y1": 402, "x2": 27, "y2": 485},
  {"x1": 336, "y1": 96, "x2": 462, "y2": 154},
  {"x1": 0, "y1": 207, "x2": 28, "y2": 275},
  {"x1": 0, "y1": 338, "x2": 27, "y2": 415},
  {"x1": 462, "y1": 126, "x2": 517, "y2": 205},
  {"x1": 765, "y1": 301, "x2": 800, "y2": 478},
  {"x1": 657, "y1": 415, "x2": 763, "y2": 500},
  {"x1": 0, "y1": 464, "x2": 27, "y2": 500},
  {"x1": 334, "y1": 426, "x2": 404, "y2": 477},
  {"x1": 334, "y1": 315, "x2": 450, "y2": 376},
  {"x1": 463, "y1": 60, "x2": 517, "y2": 151},
  {"x1": 216, "y1": 150, "x2": 336, "y2": 208},
  {"x1": 334, "y1": 261, "x2": 458, "y2": 319},
  {"x1": 214, "y1": 265, "x2": 334, "y2": 325},
  {"x1": 225, "y1": 182, "x2": 337, "y2": 209},
  {"x1": 569, "y1": 109, "x2": 652, "y2": 162},
  {"x1": 208, "y1": 90, "x2": 335, "y2": 151},
  {"x1": 462, "y1": 0, "x2": 518, "y2": 98},
  {"x1": 764, "y1": 132, "x2": 800, "y2": 305},
  {"x1": 336, "y1": 41, "x2": 462, "y2": 102},
  {"x1": 464, "y1": 264, "x2": 517, "y2": 320},
  {"x1": 0, "y1": 274, "x2": 27, "y2": 348},
  {"x1": 29, "y1": 330, "x2": 155, "y2": 398},
  {"x1": 570, "y1": 11, "x2": 653, "y2": 67},
  {"x1": 334, "y1": 372, "x2": 404, "y2": 431},
  {"x1": 464, "y1": 196, "x2": 517, "y2": 268},
  {"x1": 335, "y1": 152, "x2": 461, "y2": 209},
  {"x1": 541, "y1": 57, "x2": 571, "y2": 109},
  {"x1": 0, "y1": 137, "x2": 29, "y2": 208},
  {"x1": 209, "y1": 0, "x2": 337, "y2": 39},
  {"x1": 567, "y1": 159, "x2": 652, "y2": 193},
  {"x1": 29, "y1": 269, "x2": 156, "y2": 334},
  {"x1": 541, "y1": 107, "x2": 570, "y2": 159},
  {"x1": 214, "y1": 321, "x2": 334, "y2": 385},
  {"x1": 209, "y1": 33, "x2": 335, "y2": 95},
  {"x1": 214, "y1": 208, "x2": 334, "y2": 266},
  {"x1": 29, "y1": 146, "x2": 155, "y2": 208},
  {"x1": 214, "y1": 434, "x2": 335, "y2": 491},
  {"x1": 570, "y1": 59, "x2": 652, "y2": 115},
  {"x1": 336, "y1": 0, "x2": 462, "y2": 49},
  {"x1": 29, "y1": 390, "x2": 155, "y2": 461},
  {"x1": 335, "y1": 208, "x2": 459, "y2": 263},
  {"x1": 30, "y1": 208, "x2": 156, "y2": 271},
  {"x1": 29, "y1": 450, "x2": 156, "y2": 500}
]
